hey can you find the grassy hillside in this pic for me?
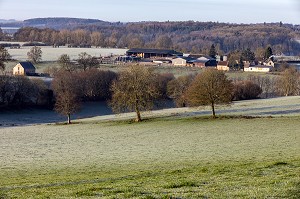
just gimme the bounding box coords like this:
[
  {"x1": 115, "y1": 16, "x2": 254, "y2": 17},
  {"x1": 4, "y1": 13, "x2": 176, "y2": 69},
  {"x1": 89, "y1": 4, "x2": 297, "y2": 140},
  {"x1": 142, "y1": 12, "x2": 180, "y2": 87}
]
[{"x1": 0, "y1": 115, "x2": 299, "y2": 198}]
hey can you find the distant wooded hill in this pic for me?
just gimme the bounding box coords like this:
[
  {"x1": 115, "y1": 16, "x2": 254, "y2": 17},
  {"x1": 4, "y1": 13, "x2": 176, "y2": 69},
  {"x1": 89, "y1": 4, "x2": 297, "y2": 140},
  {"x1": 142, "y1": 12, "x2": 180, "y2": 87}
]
[
  {"x1": 1, "y1": 17, "x2": 300, "y2": 55},
  {"x1": 0, "y1": 17, "x2": 112, "y2": 29}
]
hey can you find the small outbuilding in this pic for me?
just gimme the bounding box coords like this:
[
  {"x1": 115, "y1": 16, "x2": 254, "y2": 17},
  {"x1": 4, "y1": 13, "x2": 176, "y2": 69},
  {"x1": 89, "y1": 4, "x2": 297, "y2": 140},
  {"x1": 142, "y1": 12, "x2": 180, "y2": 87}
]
[
  {"x1": 13, "y1": 62, "x2": 36, "y2": 76},
  {"x1": 172, "y1": 57, "x2": 191, "y2": 66}
]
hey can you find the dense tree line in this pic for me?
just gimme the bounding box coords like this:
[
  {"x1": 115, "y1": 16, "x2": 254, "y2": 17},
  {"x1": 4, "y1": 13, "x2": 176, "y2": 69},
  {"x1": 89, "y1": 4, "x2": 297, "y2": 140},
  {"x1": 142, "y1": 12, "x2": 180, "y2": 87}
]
[
  {"x1": 0, "y1": 76, "x2": 52, "y2": 109},
  {"x1": 11, "y1": 21, "x2": 300, "y2": 55}
]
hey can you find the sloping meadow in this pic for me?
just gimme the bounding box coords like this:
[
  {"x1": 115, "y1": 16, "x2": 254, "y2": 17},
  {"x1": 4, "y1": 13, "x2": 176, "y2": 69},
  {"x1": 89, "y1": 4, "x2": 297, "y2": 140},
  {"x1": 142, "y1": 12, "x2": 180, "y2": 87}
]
[{"x1": 0, "y1": 112, "x2": 299, "y2": 198}]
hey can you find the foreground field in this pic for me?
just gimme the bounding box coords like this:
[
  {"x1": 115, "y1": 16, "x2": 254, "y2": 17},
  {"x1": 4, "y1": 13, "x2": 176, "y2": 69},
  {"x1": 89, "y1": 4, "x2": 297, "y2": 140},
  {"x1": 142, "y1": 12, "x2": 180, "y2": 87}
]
[{"x1": 0, "y1": 114, "x2": 299, "y2": 198}]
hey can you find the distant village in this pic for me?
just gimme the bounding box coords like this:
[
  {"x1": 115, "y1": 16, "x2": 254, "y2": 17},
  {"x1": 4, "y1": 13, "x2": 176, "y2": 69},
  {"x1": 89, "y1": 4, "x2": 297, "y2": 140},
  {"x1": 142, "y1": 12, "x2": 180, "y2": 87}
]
[
  {"x1": 11, "y1": 47, "x2": 300, "y2": 77},
  {"x1": 121, "y1": 48, "x2": 300, "y2": 73}
]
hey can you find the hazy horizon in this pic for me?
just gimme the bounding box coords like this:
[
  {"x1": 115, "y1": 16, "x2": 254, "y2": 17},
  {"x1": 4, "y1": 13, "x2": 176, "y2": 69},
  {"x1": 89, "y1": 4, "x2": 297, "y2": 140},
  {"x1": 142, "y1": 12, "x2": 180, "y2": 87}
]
[{"x1": 0, "y1": 0, "x2": 299, "y2": 24}]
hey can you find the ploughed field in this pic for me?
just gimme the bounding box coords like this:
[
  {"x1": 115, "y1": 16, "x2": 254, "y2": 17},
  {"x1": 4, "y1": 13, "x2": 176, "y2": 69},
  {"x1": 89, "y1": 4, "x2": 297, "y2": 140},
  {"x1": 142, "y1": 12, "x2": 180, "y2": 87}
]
[{"x1": 0, "y1": 97, "x2": 300, "y2": 198}]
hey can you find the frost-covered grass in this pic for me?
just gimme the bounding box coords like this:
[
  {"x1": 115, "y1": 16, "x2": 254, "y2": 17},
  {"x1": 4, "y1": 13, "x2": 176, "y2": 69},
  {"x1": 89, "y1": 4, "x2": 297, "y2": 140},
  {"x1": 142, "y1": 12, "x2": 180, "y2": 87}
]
[
  {"x1": 77, "y1": 96, "x2": 300, "y2": 124},
  {"x1": 7, "y1": 46, "x2": 127, "y2": 61},
  {"x1": 0, "y1": 113, "x2": 299, "y2": 198}
]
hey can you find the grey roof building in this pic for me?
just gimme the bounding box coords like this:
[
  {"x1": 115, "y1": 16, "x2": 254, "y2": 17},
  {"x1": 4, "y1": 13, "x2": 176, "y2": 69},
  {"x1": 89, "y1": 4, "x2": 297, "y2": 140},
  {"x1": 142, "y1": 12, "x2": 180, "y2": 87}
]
[
  {"x1": 13, "y1": 62, "x2": 36, "y2": 75},
  {"x1": 126, "y1": 48, "x2": 183, "y2": 58}
]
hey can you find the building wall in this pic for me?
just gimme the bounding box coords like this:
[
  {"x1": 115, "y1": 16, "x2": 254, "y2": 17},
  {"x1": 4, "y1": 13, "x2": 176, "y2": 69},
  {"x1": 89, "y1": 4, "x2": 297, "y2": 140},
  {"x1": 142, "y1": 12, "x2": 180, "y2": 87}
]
[
  {"x1": 13, "y1": 63, "x2": 35, "y2": 75},
  {"x1": 13, "y1": 64, "x2": 25, "y2": 75},
  {"x1": 244, "y1": 67, "x2": 271, "y2": 72},
  {"x1": 265, "y1": 61, "x2": 275, "y2": 67},
  {"x1": 194, "y1": 62, "x2": 206, "y2": 68},
  {"x1": 217, "y1": 65, "x2": 230, "y2": 71},
  {"x1": 172, "y1": 58, "x2": 187, "y2": 66}
]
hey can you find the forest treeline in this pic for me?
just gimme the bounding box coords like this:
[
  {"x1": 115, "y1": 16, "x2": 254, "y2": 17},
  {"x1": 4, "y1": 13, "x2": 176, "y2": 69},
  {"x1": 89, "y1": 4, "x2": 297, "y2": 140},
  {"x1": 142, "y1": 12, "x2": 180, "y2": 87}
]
[{"x1": 2, "y1": 20, "x2": 300, "y2": 55}]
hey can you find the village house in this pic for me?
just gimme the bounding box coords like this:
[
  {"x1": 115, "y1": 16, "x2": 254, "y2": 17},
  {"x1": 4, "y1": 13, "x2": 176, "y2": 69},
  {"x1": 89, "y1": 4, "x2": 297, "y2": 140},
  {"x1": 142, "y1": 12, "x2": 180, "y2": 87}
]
[
  {"x1": 13, "y1": 62, "x2": 36, "y2": 76},
  {"x1": 217, "y1": 61, "x2": 230, "y2": 71},
  {"x1": 190, "y1": 60, "x2": 216, "y2": 68}
]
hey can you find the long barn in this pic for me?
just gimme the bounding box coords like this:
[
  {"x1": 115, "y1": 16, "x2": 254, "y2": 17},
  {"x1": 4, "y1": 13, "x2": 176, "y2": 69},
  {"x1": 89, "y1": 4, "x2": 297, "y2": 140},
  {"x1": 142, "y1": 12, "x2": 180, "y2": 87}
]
[{"x1": 126, "y1": 48, "x2": 182, "y2": 58}]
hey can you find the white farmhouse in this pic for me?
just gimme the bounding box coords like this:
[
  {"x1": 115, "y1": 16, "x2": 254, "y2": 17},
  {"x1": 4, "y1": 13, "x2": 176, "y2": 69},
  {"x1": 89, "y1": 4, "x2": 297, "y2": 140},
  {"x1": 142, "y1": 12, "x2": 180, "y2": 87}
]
[{"x1": 244, "y1": 65, "x2": 272, "y2": 72}]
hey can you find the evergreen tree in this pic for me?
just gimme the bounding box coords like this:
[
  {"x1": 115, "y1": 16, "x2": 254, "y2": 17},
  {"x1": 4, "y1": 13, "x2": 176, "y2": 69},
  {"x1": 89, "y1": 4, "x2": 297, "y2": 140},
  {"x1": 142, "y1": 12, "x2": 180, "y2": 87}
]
[
  {"x1": 264, "y1": 46, "x2": 273, "y2": 60},
  {"x1": 209, "y1": 44, "x2": 217, "y2": 59},
  {"x1": 241, "y1": 48, "x2": 255, "y2": 62}
]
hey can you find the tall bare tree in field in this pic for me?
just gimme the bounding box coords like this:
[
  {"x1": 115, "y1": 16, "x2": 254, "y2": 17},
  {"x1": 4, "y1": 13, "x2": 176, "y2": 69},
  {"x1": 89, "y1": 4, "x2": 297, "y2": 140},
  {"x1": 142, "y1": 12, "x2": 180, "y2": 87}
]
[
  {"x1": 77, "y1": 52, "x2": 99, "y2": 71},
  {"x1": 27, "y1": 46, "x2": 42, "y2": 63},
  {"x1": 167, "y1": 74, "x2": 195, "y2": 107},
  {"x1": 110, "y1": 65, "x2": 160, "y2": 122},
  {"x1": 52, "y1": 71, "x2": 80, "y2": 124},
  {"x1": 58, "y1": 54, "x2": 75, "y2": 72},
  {"x1": 186, "y1": 69, "x2": 233, "y2": 118}
]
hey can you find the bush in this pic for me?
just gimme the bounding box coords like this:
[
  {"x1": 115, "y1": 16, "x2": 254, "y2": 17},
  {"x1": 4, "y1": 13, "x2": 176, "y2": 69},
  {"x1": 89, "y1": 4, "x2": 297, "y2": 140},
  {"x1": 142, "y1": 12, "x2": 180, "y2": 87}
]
[{"x1": 233, "y1": 80, "x2": 262, "y2": 100}]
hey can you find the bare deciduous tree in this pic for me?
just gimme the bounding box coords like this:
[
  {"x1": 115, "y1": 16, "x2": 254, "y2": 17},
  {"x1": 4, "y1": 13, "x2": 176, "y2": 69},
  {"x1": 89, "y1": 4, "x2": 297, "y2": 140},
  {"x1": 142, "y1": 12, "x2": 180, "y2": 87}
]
[
  {"x1": 0, "y1": 46, "x2": 11, "y2": 73},
  {"x1": 58, "y1": 54, "x2": 75, "y2": 72},
  {"x1": 52, "y1": 71, "x2": 80, "y2": 124},
  {"x1": 155, "y1": 35, "x2": 173, "y2": 49},
  {"x1": 186, "y1": 69, "x2": 233, "y2": 118},
  {"x1": 77, "y1": 52, "x2": 99, "y2": 71},
  {"x1": 90, "y1": 32, "x2": 105, "y2": 47},
  {"x1": 27, "y1": 46, "x2": 42, "y2": 63},
  {"x1": 110, "y1": 65, "x2": 160, "y2": 122},
  {"x1": 167, "y1": 74, "x2": 195, "y2": 107}
]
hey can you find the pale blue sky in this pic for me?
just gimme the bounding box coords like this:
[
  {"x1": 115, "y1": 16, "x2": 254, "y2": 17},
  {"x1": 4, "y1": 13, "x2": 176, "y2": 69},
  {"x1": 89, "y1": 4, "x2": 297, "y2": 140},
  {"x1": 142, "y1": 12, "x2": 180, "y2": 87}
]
[{"x1": 0, "y1": 0, "x2": 299, "y2": 24}]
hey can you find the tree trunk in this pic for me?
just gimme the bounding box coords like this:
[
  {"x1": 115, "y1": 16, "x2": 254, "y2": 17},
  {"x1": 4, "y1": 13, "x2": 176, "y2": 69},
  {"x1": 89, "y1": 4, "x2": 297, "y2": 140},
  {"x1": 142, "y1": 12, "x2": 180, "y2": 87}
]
[
  {"x1": 67, "y1": 113, "x2": 71, "y2": 124},
  {"x1": 135, "y1": 104, "x2": 142, "y2": 122},
  {"x1": 211, "y1": 101, "x2": 216, "y2": 119}
]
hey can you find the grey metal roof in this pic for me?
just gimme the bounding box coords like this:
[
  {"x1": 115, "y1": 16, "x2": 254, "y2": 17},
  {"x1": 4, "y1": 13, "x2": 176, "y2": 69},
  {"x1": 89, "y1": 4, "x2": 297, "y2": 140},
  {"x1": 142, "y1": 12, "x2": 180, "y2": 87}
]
[
  {"x1": 19, "y1": 62, "x2": 36, "y2": 70},
  {"x1": 127, "y1": 48, "x2": 182, "y2": 55}
]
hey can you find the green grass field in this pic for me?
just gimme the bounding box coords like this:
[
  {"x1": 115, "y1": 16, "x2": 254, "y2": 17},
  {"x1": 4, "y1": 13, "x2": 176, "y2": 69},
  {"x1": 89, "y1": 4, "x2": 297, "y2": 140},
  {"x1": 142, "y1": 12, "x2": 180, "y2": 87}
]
[{"x1": 0, "y1": 115, "x2": 299, "y2": 198}]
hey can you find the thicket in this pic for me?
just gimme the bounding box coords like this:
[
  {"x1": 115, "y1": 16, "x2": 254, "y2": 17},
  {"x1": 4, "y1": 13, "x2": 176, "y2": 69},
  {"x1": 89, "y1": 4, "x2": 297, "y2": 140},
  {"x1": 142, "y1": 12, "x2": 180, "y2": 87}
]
[{"x1": 0, "y1": 76, "x2": 52, "y2": 109}]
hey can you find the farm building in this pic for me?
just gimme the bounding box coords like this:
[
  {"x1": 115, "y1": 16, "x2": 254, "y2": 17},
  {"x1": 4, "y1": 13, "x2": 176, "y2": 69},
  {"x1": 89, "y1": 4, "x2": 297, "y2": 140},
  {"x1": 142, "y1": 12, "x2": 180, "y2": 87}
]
[
  {"x1": 244, "y1": 65, "x2": 272, "y2": 72},
  {"x1": 191, "y1": 59, "x2": 217, "y2": 68},
  {"x1": 172, "y1": 57, "x2": 192, "y2": 66},
  {"x1": 217, "y1": 61, "x2": 230, "y2": 71},
  {"x1": 126, "y1": 48, "x2": 183, "y2": 58},
  {"x1": 13, "y1": 62, "x2": 36, "y2": 76}
]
